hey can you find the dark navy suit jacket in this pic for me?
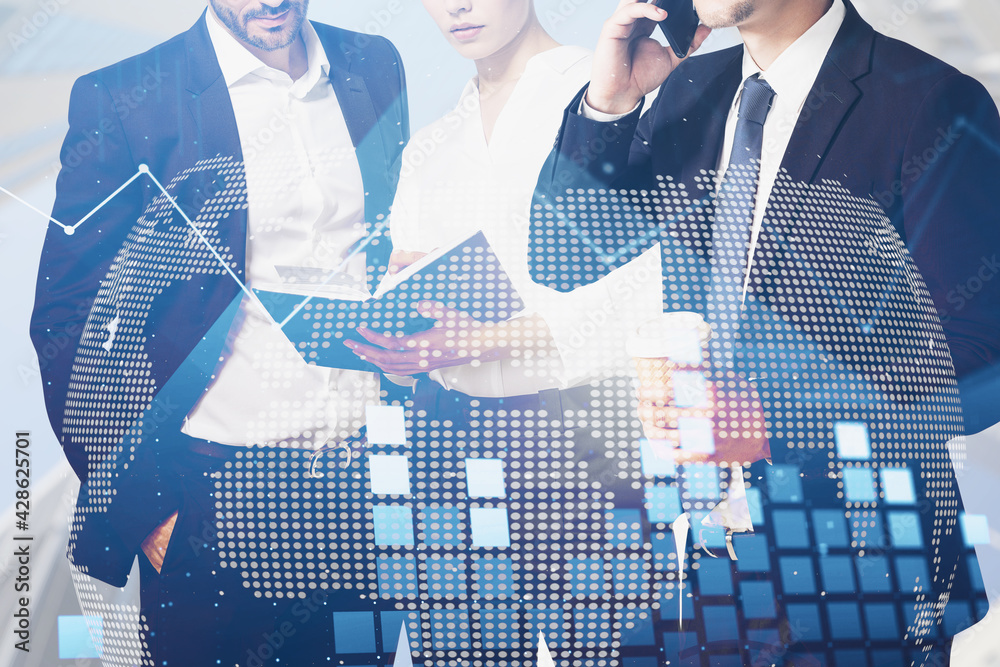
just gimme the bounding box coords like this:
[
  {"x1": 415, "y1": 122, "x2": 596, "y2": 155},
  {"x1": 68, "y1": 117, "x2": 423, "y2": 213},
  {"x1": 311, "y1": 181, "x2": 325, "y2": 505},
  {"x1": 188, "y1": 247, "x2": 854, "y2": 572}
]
[
  {"x1": 30, "y1": 14, "x2": 408, "y2": 586},
  {"x1": 530, "y1": 0, "x2": 998, "y2": 649},
  {"x1": 532, "y1": 1, "x2": 1000, "y2": 434}
]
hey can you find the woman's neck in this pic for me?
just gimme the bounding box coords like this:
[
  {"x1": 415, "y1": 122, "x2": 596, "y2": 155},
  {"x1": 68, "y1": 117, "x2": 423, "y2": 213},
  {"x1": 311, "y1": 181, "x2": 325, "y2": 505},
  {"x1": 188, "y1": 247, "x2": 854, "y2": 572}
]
[{"x1": 474, "y1": 19, "x2": 560, "y2": 94}]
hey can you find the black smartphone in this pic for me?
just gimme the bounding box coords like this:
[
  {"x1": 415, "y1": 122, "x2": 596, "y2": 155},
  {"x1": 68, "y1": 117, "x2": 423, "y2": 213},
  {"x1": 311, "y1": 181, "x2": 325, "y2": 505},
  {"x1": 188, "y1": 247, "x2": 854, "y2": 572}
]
[{"x1": 649, "y1": 0, "x2": 700, "y2": 59}]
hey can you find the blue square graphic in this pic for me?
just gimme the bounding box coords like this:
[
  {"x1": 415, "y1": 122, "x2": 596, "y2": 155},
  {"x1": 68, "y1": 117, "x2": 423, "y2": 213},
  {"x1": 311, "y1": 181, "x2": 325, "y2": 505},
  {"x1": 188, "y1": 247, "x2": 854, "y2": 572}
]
[
  {"x1": 772, "y1": 509, "x2": 810, "y2": 548},
  {"x1": 479, "y1": 608, "x2": 518, "y2": 648},
  {"x1": 58, "y1": 615, "x2": 102, "y2": 660},
  {"x1": 429, "y1": 609, "x2": 470, "y2": 650},
  {"x1": 378, "y1": 555, "x2": 418, "y2": 596},
  {"x1": 333, "y1": 612, "x2": 376, "y2": 653},
  {"x1": 465, "y1": 458, "x2": 506, "y2": 498},
  {"x1": 574, "y1": 607, "x2": 612, "y2": 647},
  {"x1": 746, "y1": 487, "x2": 765, "y2": 525},
  {"x1": 369, "y1": 454, "x2": 410, "y2": 495},
  {"x1": 843, "y1": 468, "x2": 877, "y2": 502},
  {"x1": 646, "y1": 485, "x2": 682, "y2": 524},
  {"x1": 683, "y1": 463, "x2": 721, "y2": 499},
  {"x1": 702, "y1": 605, "x2": 739, "y2": 644},
  {"x1": 864, "y1": 603, "x2": 899, "y2": 640},
  {"x1": 739, "y1": 581, "x2": 777, "y2": 619},
  {"x1": 420, "y1": 505, "x2": 463, "y2": 546},
  {"x1": 373, "y1": 504, "x2": 414, "y2": 546},
  {"x1": 812, "y1": 509, "x2": 849, "y2": 548},
  {"x1": 855, "y1": 555, "x2": 891, "y2": 593},
  {"x1": 827, "y1": 602, "x2": 862, "y2": 639},
  {"x1": 425, "y1": 555, "x2": 467, "y2": 597},
  {"x1": 695, "y1": 557, "x2": 733, "y2": 596},
  {"x1": 612, "y1": 557, "x2": 648, "y2": 595},
  {"x1": 470, "y1": 507, "x2": 510, "y2": 547},
  {"x1": 888, "y1": 511, "x2": 923, "y2": 548},
  {"x1": 570, "y1": 558, "x2": 608, "y2": 595},
  {"x1": 473, "y1": 556, "x2": 514, "y2": 598},
  {"x1": 640, "y1": 440, "x2": 677, "y2": 477},
  {"x1": 607, "y1": 509, "x2": 643, "y2": 548},
  {"x1": 819, "y1": 555, "x2": 855, "y2": 593},
  {"x1": 780, "y1": 556, "x2": 816, "y2": 595},
  {"x1": 527, "y1": 606, "x2": 566, "y2": 648},
  {"x1": 619, "y1": 607, "x2": 656, "y2": 646},
  {"x1": 691, "y1": 510, "x2": 727, "y2": 549},
  {"x1": 881, "y1": 467, "x2": 916, "y2": 504},
  {"x1": 960, "y1": 513, "x2": 990, "y2": 546},
  {"x1": 734, "y1": 534, "x2": 771, "y2": 572},
  {"x1": 895, "y1": 555, "x2": 930, "y2": 593},
  {"x1": 766, "y1": 465, "x2": 803, "y2": 503},
  {"x1": 834, "y1": 421, "x2": 871, "y2": 460},
  {"x1": 381, "y1": 610, "x2": 421, "y2": 651},
  {"x1": 785, "y1": 604, "x2": 823, "y2": 642}
]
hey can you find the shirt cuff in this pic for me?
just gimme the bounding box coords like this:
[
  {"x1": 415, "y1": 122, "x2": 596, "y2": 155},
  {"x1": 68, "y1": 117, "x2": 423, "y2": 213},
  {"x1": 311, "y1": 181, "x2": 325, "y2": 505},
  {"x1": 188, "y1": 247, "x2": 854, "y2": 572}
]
[{"x1": 579, "y1": 91, "x2": 641, "y2": 122}]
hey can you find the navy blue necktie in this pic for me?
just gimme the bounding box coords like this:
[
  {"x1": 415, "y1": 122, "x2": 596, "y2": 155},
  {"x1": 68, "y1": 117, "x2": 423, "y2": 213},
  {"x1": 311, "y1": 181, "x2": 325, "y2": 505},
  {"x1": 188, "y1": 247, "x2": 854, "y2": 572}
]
[{"x1": 709, "y1": 74, "x2": 776, "y2": 366}]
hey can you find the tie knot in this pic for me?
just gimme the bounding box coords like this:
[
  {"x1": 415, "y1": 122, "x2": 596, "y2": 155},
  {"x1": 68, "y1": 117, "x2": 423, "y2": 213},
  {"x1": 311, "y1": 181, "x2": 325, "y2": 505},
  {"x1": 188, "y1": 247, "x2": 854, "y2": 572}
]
[{"x1": 738, "y1": 74, "x2": 775, "y2": 126}]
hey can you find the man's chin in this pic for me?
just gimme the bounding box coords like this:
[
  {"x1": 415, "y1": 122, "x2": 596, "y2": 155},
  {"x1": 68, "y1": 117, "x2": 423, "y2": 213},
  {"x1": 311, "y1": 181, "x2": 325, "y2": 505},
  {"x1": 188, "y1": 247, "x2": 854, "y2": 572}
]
[{"x1": 245, "y1": 23, "x2": 302, "y2": 51}]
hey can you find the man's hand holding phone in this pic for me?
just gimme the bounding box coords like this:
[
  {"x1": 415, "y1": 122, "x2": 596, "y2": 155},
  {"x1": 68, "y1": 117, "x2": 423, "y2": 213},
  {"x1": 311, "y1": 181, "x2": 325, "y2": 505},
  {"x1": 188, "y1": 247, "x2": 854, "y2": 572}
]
[{"x1": 586, "y1": 0, "x2": 712, "y2": 115}]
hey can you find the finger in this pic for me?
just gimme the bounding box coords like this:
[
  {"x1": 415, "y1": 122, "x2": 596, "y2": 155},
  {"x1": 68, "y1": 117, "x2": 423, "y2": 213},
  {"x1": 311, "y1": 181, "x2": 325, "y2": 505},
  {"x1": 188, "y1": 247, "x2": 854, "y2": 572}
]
[
  {"x1": 346, "y1": 341, "x2": 427, "y2": 375},
  {"x1": 672, "y1": 450, "x2": 712, "y2": 465},
  {"x1": 687, "y1": 24, "x2": 713, "y2": 57},
  {"x1": 637, "y1": 384, "x2": 673, "y2": 406},
  {"x1": 355, "y1": 326, "x2": 403, "y2": 349},
  {"x1": 604, "y1": 1, "x2": 668, "y2": 40}
]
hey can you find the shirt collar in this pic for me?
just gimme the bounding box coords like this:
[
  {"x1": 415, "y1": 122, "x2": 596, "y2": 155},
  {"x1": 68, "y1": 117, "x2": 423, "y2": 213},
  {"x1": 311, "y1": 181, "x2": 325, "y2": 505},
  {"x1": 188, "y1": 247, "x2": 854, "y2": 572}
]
[
  {"x1": 739, "y1": 0, "x2": 847, "y2": 108},
  {"x1": 205, "y1": 7, "x2": 329, "y2": 91}
]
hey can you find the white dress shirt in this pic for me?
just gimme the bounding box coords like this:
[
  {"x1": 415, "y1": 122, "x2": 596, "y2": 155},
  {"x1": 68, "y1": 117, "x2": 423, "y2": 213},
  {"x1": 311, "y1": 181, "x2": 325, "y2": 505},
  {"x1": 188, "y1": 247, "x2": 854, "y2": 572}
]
[
  {"x1": 388, "y1": 46, "x2": 663, "y2": 397},
  {"x1": 182, "y1": 11, "x2": 378, "y2": 447}
]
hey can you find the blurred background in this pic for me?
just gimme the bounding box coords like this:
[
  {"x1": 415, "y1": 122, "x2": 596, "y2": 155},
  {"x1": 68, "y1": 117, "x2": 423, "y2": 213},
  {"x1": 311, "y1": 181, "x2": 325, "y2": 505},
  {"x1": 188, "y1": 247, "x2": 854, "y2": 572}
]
[{"x1": 1, "y1": 0, "x2": 998, "y2": 664}]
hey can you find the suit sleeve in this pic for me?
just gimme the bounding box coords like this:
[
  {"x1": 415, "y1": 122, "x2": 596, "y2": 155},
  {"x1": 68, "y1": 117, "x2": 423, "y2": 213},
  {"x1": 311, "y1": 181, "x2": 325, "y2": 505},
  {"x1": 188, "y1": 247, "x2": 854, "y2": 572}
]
[
  {"x1": 30, "y1": 73, "x2": 141, "y2": 481},
  {"x1": 900, "y1": 73, "x2": 1000, "y2": 432},
  {"x1": 529, "y1": 85, "x2": 666, "y2": 292}
]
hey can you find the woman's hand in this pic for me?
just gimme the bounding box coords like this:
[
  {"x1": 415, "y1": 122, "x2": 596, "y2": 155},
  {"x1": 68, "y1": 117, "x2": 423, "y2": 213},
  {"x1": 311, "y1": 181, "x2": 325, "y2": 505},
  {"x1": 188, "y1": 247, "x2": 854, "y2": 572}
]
[{"x1": 346, "y1": 302, "x2": 555, "y2": 376}]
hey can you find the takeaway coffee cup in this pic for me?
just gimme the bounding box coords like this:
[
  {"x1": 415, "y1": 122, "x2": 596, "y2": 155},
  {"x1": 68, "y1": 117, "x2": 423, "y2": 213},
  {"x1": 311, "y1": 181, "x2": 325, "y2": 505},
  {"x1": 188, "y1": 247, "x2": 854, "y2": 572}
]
[{"x1": 626, "y1": 311, "x2": 713, "y2": 399}]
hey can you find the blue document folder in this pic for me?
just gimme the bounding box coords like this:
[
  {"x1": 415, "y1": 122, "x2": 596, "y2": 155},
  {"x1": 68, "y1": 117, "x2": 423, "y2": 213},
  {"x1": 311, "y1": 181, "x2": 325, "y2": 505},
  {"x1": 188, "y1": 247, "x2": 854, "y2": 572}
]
[{"x1": 256, "y1": 231, "x2": 524, "y2": 372}]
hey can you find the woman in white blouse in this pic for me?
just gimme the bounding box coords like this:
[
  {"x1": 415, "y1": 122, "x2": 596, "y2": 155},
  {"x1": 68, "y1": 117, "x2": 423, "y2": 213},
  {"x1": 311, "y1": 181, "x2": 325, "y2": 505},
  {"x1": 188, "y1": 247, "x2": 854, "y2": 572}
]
[{"x1": 349, "y1": 0, "x2": 661, "y2": 396}]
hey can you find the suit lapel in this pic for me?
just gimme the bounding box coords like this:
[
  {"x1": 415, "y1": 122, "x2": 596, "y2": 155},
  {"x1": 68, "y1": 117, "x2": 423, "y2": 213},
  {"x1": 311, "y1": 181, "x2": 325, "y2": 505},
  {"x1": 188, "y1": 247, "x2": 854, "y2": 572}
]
[
  {"x1": 756, "y1": 1, "x2": 876, "y2": 300},
  {"x1": 323, "y1": 33, "x2": 394, "y2": 289},
  {"x1": 182, "y1": 13, "x2": 247, "y2": 276}
]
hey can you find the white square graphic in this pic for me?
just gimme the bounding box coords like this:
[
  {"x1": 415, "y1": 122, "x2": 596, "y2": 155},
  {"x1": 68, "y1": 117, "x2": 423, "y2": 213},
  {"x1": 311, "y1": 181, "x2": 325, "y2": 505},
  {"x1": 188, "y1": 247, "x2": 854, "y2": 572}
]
[
  {"x1": 366, "y1": 405, "x2": 407, "y2": 445},
  {"x1": 370, "y1": 454, "x2": 411, "y2": 495},
  {"x1": 466, "y1": 458, "x2": 506, "y2": 498}
]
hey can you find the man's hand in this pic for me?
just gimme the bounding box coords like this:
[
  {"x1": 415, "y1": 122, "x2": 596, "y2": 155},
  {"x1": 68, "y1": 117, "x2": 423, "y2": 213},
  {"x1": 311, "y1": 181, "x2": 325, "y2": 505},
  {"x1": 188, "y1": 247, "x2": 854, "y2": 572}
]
[
  {"x1": 587, "y1": 0, "x2": 712, "y2": 115},
  {"x1": 346, "y1": 302, "x2": 555, "y2": 376},
  {"x1": 140, "y1": 510, "x2": 178, "y2": 574},
  {"x1": 638, "y1": 370, "x2": 770, "y2": 466}
]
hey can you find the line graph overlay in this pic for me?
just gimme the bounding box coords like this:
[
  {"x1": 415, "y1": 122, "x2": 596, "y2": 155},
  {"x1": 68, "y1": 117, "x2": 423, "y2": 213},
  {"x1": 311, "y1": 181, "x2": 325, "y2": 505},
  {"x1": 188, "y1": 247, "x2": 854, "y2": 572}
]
[{"x1": 2, "y1": 163, "x2": 396, "y2": 333}]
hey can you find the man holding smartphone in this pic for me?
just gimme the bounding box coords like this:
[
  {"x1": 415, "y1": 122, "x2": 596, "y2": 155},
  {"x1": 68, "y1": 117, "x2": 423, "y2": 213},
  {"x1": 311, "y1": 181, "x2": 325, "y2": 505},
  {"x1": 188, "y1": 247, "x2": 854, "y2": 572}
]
[{"x1": 530, "y1": 0, "x2": 1000, "y2": 664}]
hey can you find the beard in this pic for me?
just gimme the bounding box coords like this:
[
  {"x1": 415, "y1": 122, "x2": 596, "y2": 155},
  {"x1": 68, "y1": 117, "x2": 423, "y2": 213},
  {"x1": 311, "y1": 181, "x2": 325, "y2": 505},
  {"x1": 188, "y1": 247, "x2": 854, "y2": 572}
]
[
  {"x1": 210, "y1": 0, "x2": 309, "y2": 51},
  {"x1": 696, "y1": 0, "x2": 757, "y2": 29}
]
